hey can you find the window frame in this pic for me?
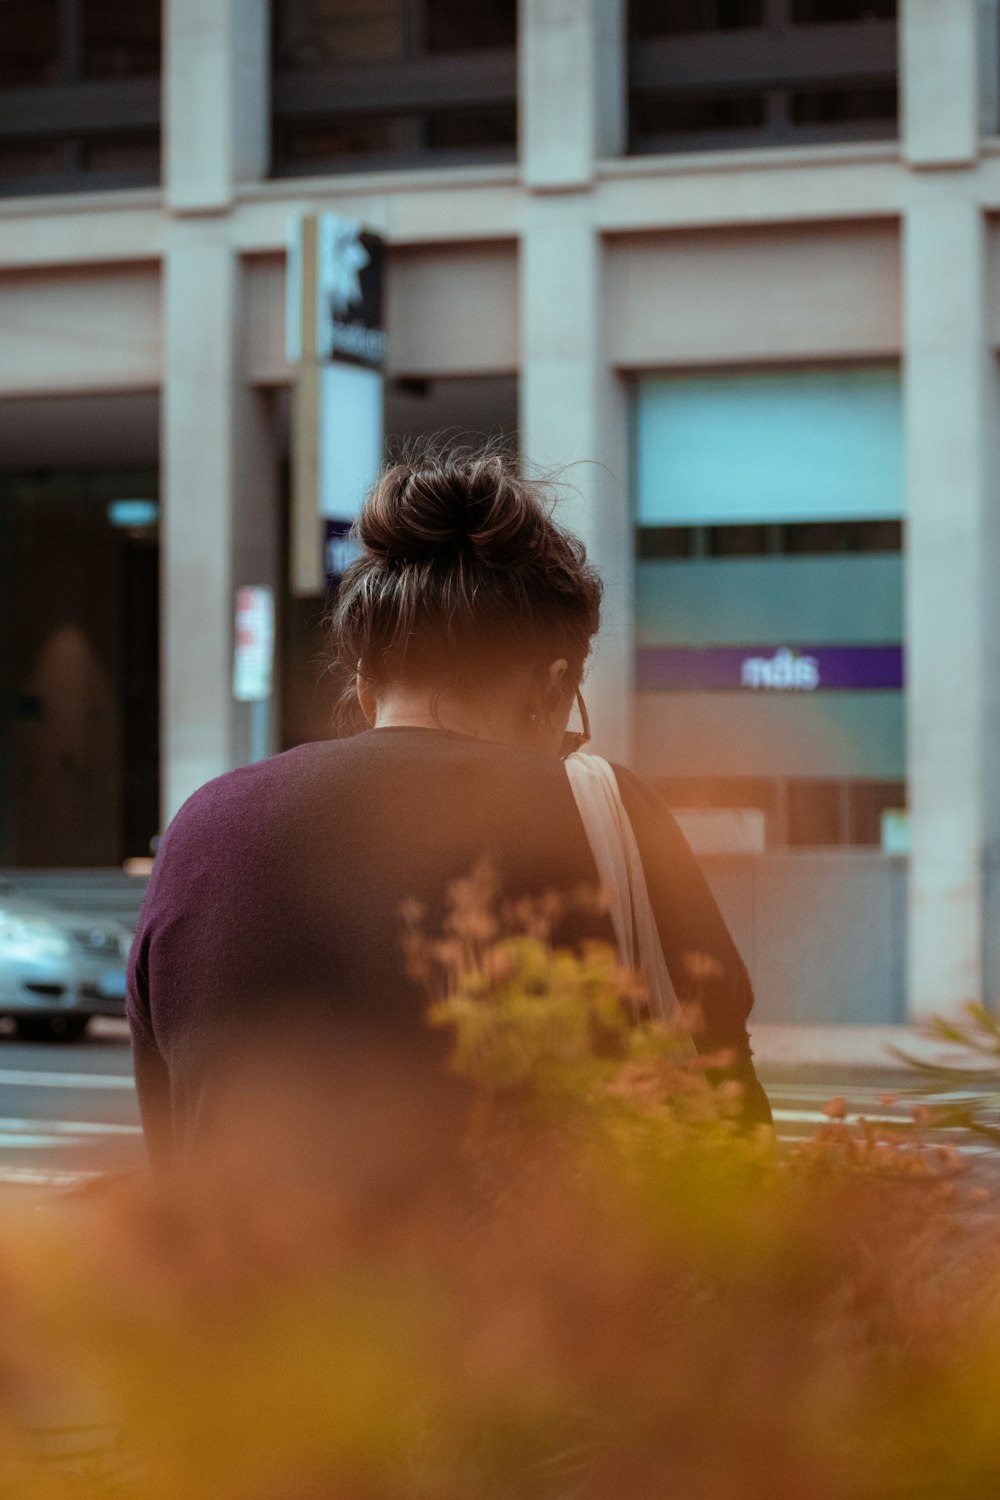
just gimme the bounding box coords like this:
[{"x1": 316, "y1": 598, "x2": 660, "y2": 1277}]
[{"x1": 0, "y1": 0, "x2": 161, "y2": 196}]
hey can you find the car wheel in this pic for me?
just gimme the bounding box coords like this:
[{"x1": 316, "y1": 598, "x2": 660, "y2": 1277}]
[{"x1": 13, "y1": 1016, "x2": 90, "y2": 1043}]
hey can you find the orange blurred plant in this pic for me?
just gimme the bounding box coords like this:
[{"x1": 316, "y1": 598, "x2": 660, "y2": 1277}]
[{"x1": 0, "y1": 873, "x2": 998, "y2": 1497}]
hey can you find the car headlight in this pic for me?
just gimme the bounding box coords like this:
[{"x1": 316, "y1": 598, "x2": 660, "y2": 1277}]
[{"x1": 0, "y1": 912, "x2": 71, "y2": 962}]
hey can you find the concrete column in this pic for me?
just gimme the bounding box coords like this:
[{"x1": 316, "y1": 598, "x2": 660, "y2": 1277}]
[
  {"x1": 161, "y1": 231, "x2": 279, "y2": 822},
  {"x1": 901, "y1": 0, "x2": 980, "y2": 165},
  {"x1": 519, "y1": 0, "x2": 630, "y2": 758},
  {"x1": 903, "y1": 192, "x2": 1000, "y2": 1019},
  {"x1": 518, "y1": 209, "x2": 632, "y2": 762},
  {"x1": 163, "y1": 0, "x2": 270, "y2": 211},
  {"x1": 901, "y1": 0, "x2": 1000, "y2": 1019},
  {"x1": 519, "y1": 0, "x2": 626, "y2": 189},
  {"x1": 977, "y1": 0, "x2": 1000, "y2": 137}
]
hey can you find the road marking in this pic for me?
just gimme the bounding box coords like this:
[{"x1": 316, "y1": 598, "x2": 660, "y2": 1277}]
[
  {"x1": 773, "y1": 1107, "x2": 905, "y2": 1127},
  {"x1": 0, "y1": 1069, "x2": 134, "y2": 1090},
  {"x1": 0, "y1": 1166, "x2": 99, "y2": 1187},
  {"x1": 0, "y1": 1118, "x2": 140, "y2": 1136},
  {"x1": 0, "y1": 1134, "x2": 87, "y2": 1149},
  {"x1": 772, "y1": 1108, "x2": 997, "y2": 1155}
]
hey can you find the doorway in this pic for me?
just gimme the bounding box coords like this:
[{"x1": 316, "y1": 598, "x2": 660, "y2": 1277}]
[{"x1": 0, "y1": 468, "x2": 160, "y2": 867}]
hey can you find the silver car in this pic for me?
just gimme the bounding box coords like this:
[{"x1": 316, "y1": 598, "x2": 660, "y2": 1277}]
[{"x1": 0, "y1": 888, "x2": 133, "y2": 1042}]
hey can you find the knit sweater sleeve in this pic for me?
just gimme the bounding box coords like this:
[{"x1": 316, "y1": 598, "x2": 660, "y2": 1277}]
[{"x1": 125, "y1": 923, "x2": 174, "y2": 1169}]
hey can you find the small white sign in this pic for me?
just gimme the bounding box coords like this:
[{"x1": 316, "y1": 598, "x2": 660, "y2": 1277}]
[
  {"x1": 319, "y1": 362, "x2": 384, "y2": 522},
  {"x1": 233, "y1": 586, "x2": 275, "y2": 703}
]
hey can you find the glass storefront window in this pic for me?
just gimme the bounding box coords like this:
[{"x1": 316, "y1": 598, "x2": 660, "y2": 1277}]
[
  {"x1": 650, "y1": 776, "x2": 906, "y2": 848},
  {"x1": 635, "y1": 370, "x2": 905, "y2": 528}
]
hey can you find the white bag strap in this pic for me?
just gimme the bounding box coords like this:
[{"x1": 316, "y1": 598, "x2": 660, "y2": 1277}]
[{"x1": 564, "y1": 752, "x2": 679, "y2": 1022}]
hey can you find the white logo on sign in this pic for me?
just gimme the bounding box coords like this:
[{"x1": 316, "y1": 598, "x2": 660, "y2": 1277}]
[
  {"x1": 328, "y1": 222, "x2": 369, "y2": 317},
  {"x1": 741, "y1": 648, "x2": 819, "y2": 691}
]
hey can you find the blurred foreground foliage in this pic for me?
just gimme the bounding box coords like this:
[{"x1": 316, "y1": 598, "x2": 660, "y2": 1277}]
[{"x1": 2, "y1": 869, "x2": 1000, "y2": 1498}]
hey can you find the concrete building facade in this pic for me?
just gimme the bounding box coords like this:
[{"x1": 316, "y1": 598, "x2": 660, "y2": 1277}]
[{"x1": 1, "y1": 0, "x2": 999, "y2": 1022}]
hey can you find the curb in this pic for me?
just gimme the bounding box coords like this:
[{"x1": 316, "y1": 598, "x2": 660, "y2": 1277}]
[{"x1": 748, "y1": 1024, "x2": 992, "y2": 1074}]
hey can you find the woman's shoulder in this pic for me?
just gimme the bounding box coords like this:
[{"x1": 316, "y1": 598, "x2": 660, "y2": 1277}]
[
  {"x1": 169, "y1": 741, "x2": 334, "y2": 821},
  {"x1": 151, "y1": 743, "x2": 360, "y2": 883}
]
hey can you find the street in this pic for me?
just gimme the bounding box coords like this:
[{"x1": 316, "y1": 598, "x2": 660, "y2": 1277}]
[
  {"x1": 0, "y1": 1025, "x2": 996, "y2": 1200},
  {"x1": 0, "y1": 1020, "x2": 143, "y2": 1192}
]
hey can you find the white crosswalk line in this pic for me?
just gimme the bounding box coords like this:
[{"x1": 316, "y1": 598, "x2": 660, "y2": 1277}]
[
  {"x1": 0, "y1": 1133, "x2": 84, "y2": 1149},
  {"x1": 0, "y1": 1166, "x2": 99, "y2": 1187},
  {"x1": 0, "y1": 1117, "x2": 140, "y2": 1136},
  {"x1": 772, "y1": 1107, "x2": 905, "y2": 1127},
  {"x1": 0, "y1": 1069, "x2": 134, "y2": 1090},
  {"x1": 771, "y1": 1107, "x2": 997, "y2": 1156}
]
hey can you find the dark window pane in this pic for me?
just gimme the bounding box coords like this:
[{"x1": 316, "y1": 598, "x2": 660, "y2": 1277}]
[
  {"x1": 82, "y1": 0, "x2": 161, "y2": 80},
  {"x1": 652, "y1": 776, "x2": 776, "y2": 811},
  {"x1": 426, "y1": 0, "x2": 515, "y2": 52},
  {"x1": 633, "y1": 91, "x2": 765, "y2": 138},
  {"x1": 640, "y1": 520, "x2": 903, "y2": 559},
  {"x1": 849, "y1": 780, "x2": 905, "y2": 846},
  {"x1": 0, "y1": 0, "x2": 60, "y2": 86},
  {"x1": 631, "y1": 0, "x2": 763, "y2": 36},
  {"x1": 0, "y1": 140, "x2": 64, "y2": 180},
  {"x1": 791, "y1": 0, "x2": 895, "y2": 19},
  {"x1": 81, "y1": 132, "x2": 159, "y2": 173},
  {"x1": 786, "y1": 780, "x2": 842, "y2": 846},
  {"x1": 276, "y1": 115, "x2": 417, "y2": 166},
  {"x1": 791, "y1": 84, "x2": 896, "y2": 124},
  {"x1": 636, "y1": 526, "x2": 695, "y2": 559},
  {"x1": 274, "y1": 0, "x2": 404, "y2": 68},
  {"x1": 424, "y1": 103, "x2": 515, "y2": 149},
  {"x1": 274, "y1": 108, "x2": 516, "y2": 170},
  {"x1": 708, "y1": 523, "x2": 771, "y2": 556},
  {"x1": 781, "y1": 518, "x2": 902, "y2": 553}
]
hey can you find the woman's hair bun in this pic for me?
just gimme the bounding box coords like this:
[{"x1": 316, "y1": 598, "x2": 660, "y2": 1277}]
[
  {"x1": 357, "y1": 443, "x2": 544, "y2": 569},
  {"x1": 329, "y1": 436, "x2": 602, "y2": 720}
]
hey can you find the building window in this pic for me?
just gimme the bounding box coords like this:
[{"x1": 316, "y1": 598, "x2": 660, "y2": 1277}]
[
  {"x1": 653, "y1": 776, "x2": 906, "y2": 848},
  {"x1": 635, "y1": 370, "x2": 905, "y2": 530},
  {"x1": 637, "y1": 518, "x2": 903, "y2": 559},
  {"x1": 271, "y1": 0, "x2": 517, "y2": 176},
  {"x1": 0, "y1": 0, "x2": 160, "y2": 196},
  {"x1": 628, "y1": 0, "x2": 897, "y2": 155}
]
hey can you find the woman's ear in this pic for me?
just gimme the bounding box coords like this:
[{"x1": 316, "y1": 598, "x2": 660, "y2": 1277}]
[
  {"x1": 356, "y1": 671, "x2": 377, "y2": 727},
  {"x1": 545, "y1": 659, "x2": 569, "y2": 715}
]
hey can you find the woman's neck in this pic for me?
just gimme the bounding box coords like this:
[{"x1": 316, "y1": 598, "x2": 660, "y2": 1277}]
[{"x1": 371, "y1": 680, "x2": 539, "y2": 754}]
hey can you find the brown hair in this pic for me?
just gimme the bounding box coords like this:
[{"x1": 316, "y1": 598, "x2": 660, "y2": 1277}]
[{"x1": 328, "y1": 440, "x2": 602, "y2": 725}]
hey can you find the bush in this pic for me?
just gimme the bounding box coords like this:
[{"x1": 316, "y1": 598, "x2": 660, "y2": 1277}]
[{"x1": 0, "y1": 872, "x2": 998, "y2": 1498}]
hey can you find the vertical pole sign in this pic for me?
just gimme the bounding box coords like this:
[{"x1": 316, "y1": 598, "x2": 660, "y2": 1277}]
[
  {"x1": 287, "y1": 215, "x2": 387, "y2": 594},
  {"x1": 233, "y1": 585, "x2": 275, "y2": 762}
]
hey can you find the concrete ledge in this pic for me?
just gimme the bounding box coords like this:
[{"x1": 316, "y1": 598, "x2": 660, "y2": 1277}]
[{"x1": 749, "y1": 1023, "x2": 992, "y2": 1072}]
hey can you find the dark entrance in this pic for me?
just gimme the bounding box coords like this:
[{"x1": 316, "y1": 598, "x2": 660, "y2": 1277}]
[{"x1": 0, "y1": 469, "x2": 160, "y2": 867}]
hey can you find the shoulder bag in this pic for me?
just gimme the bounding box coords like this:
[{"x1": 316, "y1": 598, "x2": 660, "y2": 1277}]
[{"x1": 564, "y1": 752, "x2": 679, "y2": 1023}]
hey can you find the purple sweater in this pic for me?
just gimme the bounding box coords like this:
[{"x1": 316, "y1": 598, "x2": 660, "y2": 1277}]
[{"x1": 127, "y1": 729, "x2": 768, "y2": 1163}]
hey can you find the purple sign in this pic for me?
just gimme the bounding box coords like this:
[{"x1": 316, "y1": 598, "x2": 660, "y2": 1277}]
[{"x1": 637, "y1": 645, "x2": 904, "y2": 693}]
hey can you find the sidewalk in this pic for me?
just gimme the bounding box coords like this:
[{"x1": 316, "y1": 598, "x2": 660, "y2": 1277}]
[{"x1": 749, "y1": 1024, "x2": 994, "y2": 1073}]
